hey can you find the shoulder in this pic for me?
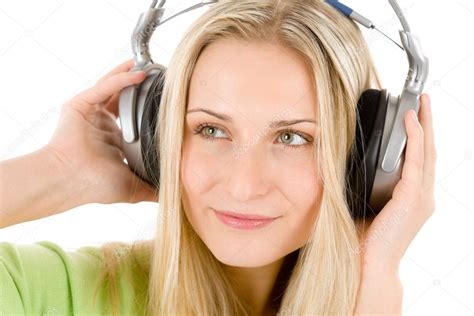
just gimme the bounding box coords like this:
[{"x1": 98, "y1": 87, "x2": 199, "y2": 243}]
[{"x1": 0, "y1": 240, "x2": 151, "y2": 315}]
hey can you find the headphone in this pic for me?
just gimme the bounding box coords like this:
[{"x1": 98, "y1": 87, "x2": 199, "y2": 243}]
[{"x1": 118, "y1": 0, "x2": 429, "y2": 220}]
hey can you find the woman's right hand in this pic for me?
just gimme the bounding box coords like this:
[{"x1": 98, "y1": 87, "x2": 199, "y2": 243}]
[{"x1": 45, "y1": 59, "x2": 158, "y2": 205}]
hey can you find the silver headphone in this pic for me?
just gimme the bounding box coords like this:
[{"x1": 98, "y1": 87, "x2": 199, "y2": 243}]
[{"x1": 117, "y1": 0, "x2": 429, "y2": 219}]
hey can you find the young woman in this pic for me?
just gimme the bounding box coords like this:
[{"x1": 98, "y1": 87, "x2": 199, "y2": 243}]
[{"x1": 0, "y1": 0, "x2": 436, "y2": 315}]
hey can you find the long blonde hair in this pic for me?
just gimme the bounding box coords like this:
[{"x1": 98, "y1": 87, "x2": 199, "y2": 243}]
[{"x1": 95, "y1": 0, "x2": 382, "y2": 315}]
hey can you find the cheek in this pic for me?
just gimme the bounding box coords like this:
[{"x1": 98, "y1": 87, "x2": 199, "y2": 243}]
[
  {"x1": 180, "y1": 136, "x2": 322, "y2": 261},
  {"x1": 180, "y1": 140, "x2": 203, "y2": 215},
  {"x1": 278, "y1": 151, "x2": 320, "y2": 207},
  {"x1": 181, "y1": 139, "x2": 223, "y2": 195},
  {"x1": 275, "y1": 157, "x2": 322, "y2": 247},
  {"x1": 180, "y1": 137, "x2": 229, "y2": 221}
]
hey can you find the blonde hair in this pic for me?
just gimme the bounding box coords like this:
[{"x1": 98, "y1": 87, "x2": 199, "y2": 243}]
[{"x1": 95, "y1": 0, "x2": 382, "y2": 314}]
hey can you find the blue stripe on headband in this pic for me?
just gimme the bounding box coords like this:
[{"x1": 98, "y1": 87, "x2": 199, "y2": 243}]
[{"x1": 325, "y1": 0, "x2": 353, "y2": 17}]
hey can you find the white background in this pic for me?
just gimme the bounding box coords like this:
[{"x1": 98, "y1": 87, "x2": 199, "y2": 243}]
[{"x1": 0, "y1": 0, "x2": 473, "y2": 314}]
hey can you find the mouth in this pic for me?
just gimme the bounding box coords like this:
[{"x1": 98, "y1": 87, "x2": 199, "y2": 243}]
[{"x1": 212, "y1": 208, "x2": 280, "y2": 230}]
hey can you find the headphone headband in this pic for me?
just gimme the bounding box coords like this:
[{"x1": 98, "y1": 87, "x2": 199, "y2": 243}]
[{"x1": 117, "y1": 0, "x2": 429, "y2": 218}]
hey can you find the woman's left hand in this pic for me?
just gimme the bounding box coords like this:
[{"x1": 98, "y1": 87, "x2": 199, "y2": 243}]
[{"x1": 354, "y1": 93, "x2": 437, "y2": 314}]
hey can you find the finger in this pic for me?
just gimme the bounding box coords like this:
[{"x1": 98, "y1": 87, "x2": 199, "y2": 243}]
[
  {"x1": 89, "y1": 110, "x2": 120, "y2": 132},
  {"x1": 103, "y1": 91, "x2": 121, "y2": 118},
  {"x1": 97, "y1": 59, "x2": 136, "y2": 84},
  {"x1": 95, "y1": 59, "x2": 136, "y2": 105},
  {"x1": 400, "y1": 107, "x2": 424, "y2": 191},
  {"x1": 102, "y1": 130, "x2": 123, "y2": 149},
  {"x1": 417, "y1": 94, "x2": 436, "y2": 192},
  {"x1": 74, "y1": 71, "x2": 146, "y2": 107}
]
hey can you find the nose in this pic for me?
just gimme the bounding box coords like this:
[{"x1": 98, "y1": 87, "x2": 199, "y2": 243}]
[{"x1": 224, "y1": 144, "x2": 272, "y2": 202}]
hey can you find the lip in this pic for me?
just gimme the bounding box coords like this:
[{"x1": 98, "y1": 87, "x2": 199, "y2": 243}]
[
  {"x1": 213, "y1": 209, "x2": 279, "y2": 230},
  {"x1": 213, "y1": 209, "x2": 278, "y2": 220}
]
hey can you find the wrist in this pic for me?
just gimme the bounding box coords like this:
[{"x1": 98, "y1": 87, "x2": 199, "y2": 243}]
[
  {"x1": 354, "y1": 267, "x2": 403, "y2": 315},
  {"x1": 360, "y1": 250, "x2": 401, "y2": 277},
  {"x1": 1, "y1": 147, "x2": 82, "y2": 229},
  {"x1": 39, "y1": 145, "x2": 88, "y2": 212}
]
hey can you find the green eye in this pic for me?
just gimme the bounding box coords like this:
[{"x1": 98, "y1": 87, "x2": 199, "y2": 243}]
[
  {"x1": 193, "y1": 123, "x2": 226, "y2": 142},
  {"x1": 193, "y1": 123, "x2": 312, "y2": 149},
  {"x1": 277, "y1": 130, "x2": 310, "y2": 148}
]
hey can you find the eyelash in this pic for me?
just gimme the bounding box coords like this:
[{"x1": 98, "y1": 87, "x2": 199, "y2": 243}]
[{"x1": 192, "y1": 122, "x2": 313, "y2": 149}]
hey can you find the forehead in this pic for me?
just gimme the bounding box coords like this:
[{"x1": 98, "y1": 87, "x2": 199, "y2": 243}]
[{"x1": 187, "y1": 38, "x2": 317, "y2": 122}]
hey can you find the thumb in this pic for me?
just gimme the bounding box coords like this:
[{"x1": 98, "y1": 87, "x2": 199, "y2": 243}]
[{"x1": 129, "y1": 176, "x2": 159, "y2": 203}]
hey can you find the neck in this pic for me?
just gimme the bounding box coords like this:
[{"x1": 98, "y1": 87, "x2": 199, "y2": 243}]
[{"x1": 222, "y1": 249, "x2": 300, "y2": 315}]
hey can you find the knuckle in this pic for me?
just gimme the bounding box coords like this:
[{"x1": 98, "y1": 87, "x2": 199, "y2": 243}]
[
  {"x1": 430, "y1": 197, "x2": 436, "y2": 211},
  {"x1": 61, "y1": 98, "x2": 82, "y2": 115},
  {"x1": 94, "y1": 114, "x2": 110, "y2": 129},
  {"x1": 61, "y1": 101, "x2": 72, "y2": 113},
  {"x1": 113, "y1": 132, "x2": 123, "y2": 147},
  {"x1": 418, "y1": 124, "x2": 424, "y2": 137},
  {"x1": 394, "y1": 180, "x2": 417, "y2": 200},
  {"x1": 95, "y1": 76, "x2": 105, "y2": 87},
  {"x1": 414, "y1": 158, "x2": 424, "y2": 171},
  {"x1": 421, "y1": 190, "x2": 435, "y2": 216},
  {"x1": 96, "y1": 77, "x2": 106, "y2": 86},
  {"x1": 432, "y1": 148, "x2": 437, "y2": 162},
  {"x1": 426, "y1": 197, "x2": 436, "y2": 217},
  {"x1": 91, "y1": 85, "x2": 103, "y2": 99},
  {"x1": 407, "y1": 155, "x2": 424, "y2": 171}
]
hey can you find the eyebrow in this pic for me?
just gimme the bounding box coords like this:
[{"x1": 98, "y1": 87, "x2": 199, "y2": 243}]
[{"x1": 186, "y1": 108, "x2": 317, "y2": 127}]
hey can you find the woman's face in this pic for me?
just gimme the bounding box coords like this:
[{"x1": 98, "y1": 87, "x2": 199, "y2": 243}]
[{"x1": 180, "y1": 38, "x2": 323, "y2": 267}]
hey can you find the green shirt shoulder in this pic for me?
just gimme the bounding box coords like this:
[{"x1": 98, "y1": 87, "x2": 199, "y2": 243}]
[{"x1": 0, "y1": 240, "x2": 149, "y2": 315}]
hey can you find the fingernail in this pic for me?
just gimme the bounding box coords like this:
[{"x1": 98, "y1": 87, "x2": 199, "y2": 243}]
[
  {"x1": 132, "y1": 70, "x2": 145, "y2": 79},
  {"x1": 132, "y1": 70, "x2": 144, "y2": 75},
  {"x1": 425, "y1": 94, "x2": 431, "y2": 112},
  {"x1": 411, "y1": 110, "x2": 418, "y2": 122}
]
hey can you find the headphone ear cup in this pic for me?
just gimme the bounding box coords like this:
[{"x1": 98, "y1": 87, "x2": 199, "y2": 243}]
[
  {"x1": 140, "y1": 68, "x2": 166, "y2": 188},
  {"x1": 347, "y1": 89, "x2": 389, "y2": 220}
]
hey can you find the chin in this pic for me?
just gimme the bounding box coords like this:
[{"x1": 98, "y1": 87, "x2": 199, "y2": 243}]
[{"x1": 206, "y1": 239, "x2": 286, "y2": 268}]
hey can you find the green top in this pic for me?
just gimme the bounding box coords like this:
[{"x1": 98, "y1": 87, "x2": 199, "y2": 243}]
[{"x1": 0, "y1": 241, "x2": 149, "y2": 315}]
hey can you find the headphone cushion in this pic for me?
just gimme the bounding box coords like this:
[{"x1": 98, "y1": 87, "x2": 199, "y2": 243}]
[
  {"x1": 140, "y1": 69, "x2": 166, "y2": 188},
  {"x1": 347, "y1": 89, "x2": 388, "y2": 219}
]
